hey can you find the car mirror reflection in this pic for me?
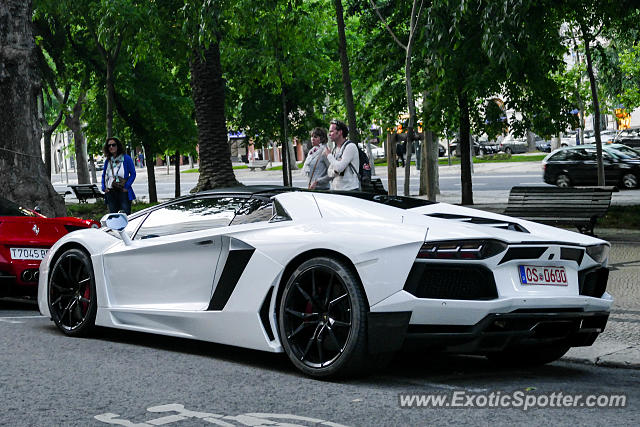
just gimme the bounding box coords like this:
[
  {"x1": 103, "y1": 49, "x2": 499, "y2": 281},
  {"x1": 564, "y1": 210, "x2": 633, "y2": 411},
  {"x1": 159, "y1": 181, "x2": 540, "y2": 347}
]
[{"x1": 100, "y1": 212, "x2": 129, "y2": 231}]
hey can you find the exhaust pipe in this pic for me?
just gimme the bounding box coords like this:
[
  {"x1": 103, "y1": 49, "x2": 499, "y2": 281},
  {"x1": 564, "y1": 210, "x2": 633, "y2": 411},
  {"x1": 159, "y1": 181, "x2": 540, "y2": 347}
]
[
  {"x1": 20, "y1": 269, "x2": 39, "y2": 283},
  {"x1": 21, "y1": 270, "x2": 33, "y2": 282}
]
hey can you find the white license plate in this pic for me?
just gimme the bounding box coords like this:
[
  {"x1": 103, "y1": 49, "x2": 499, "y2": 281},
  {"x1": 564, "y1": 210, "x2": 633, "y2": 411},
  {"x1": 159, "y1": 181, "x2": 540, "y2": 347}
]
[
  {"x1": 10, "y1": 247, "x2": 48, "y2": 260},
  {"x1": 519, "y1": 265, "x2": 568, "y2": 286}
]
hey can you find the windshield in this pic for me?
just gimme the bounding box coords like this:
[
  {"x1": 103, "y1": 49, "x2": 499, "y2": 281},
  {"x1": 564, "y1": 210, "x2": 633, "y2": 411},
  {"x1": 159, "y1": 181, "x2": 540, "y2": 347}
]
[{"x1": 606, "y1": 146, "x2": 640, "y2": 159}]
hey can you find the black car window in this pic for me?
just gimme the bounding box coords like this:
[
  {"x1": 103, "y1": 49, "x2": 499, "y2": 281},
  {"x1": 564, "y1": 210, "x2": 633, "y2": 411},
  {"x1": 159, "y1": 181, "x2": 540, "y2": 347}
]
[
  {"x1": 0, "y1": 197, "x2": 36, "y2": 217},
  {"x1": 550, "y1": 151, "x2": 568, "y2": 161},
  {"x1": 135, "y1": 196, "x2": 249, "y2": 239},
  {"x1": 579, "y1": 149, "x2": 596, "y2": 161},
  {"x1": 230, "y1": 197, "x2": 274, "y2": 225}
]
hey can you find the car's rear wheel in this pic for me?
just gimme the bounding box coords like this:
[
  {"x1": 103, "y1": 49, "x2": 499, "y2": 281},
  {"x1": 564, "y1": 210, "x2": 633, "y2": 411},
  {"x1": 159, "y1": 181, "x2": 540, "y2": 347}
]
[
  {"x1": 278, "y1": 257, "x2": 368, "y2": 378},
  {"x1": 556, "y1": 174, "x2": 571, "y2": 187},
  {"x1": 504, "y1": 147, "x2": 513, "y2": 155},
  {"x1": 48, "y1": 248, "x2": 97, "y2": 337},
  {"x1": 487, "y1": 344, "x2": 571, "y2": 367},
  {"x1": 621, "y1": 173, "x2": 638, "y2": 189}
]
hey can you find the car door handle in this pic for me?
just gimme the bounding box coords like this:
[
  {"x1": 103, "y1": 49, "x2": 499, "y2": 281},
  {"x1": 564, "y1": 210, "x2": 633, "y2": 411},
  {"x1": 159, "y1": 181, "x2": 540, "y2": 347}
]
[{"x1": 195, "y1": 239, "x2": 214, "y2": 246}]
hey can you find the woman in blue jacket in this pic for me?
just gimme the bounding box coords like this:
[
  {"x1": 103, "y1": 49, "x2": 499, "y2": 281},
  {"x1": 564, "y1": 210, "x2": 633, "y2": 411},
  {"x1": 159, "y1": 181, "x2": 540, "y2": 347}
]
[{"x1": 101, "y1": 137, "x2": 136, "y2": 214}]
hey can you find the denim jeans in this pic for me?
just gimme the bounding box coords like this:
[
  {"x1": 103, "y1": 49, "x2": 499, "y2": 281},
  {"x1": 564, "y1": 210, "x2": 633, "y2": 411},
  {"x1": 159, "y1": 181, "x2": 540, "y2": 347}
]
[{"x1": 105, "y1": 190, "x2": 132, "y2": 214}]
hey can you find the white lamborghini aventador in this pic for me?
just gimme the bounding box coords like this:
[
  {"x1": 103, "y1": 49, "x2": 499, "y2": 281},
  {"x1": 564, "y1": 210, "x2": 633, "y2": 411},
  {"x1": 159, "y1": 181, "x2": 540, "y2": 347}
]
[{"x1": 38, "y1": 186, "x2": 612, "y2": 378}]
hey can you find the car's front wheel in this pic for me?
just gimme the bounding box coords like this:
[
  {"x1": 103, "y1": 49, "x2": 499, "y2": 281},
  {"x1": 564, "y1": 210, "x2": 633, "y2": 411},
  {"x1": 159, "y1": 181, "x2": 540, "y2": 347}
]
[
  {"x1": 278, "y1": 257, "x2": 368, "y2": 378},
  {"x1": 556, "y1": 174, "x2": 571, "y2": 187},
  {"x1": 621, "y1": 173, "x2": 638, "y2": 189},
  {"x1": 48, "y1": 248, "x2": 97, "y2": 337},
  {"x1": 487, "y1": 344, "x2": 571, "y2": 367}
]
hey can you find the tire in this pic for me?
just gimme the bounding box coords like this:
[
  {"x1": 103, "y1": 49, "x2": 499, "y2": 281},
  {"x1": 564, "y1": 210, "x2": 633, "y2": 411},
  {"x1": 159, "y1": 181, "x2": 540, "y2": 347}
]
[
  {"x1": 278, "y1": 257, "x2": 368, "y2": 378},
  {"x1": 486, "y1": 344, "x2": 571, "y2": 367},
  {"x1": 504, "y1": 147, "x2": 513, "y2": 155},
  {"x1": 48, "y1": 248, "x2": 97, "y2": 337},
  {"x1": 621, "y1": 173, "x2": 638, "y2": 189},
  {"x1": 556, "y1": 174, "x2": 571, "y2": 188}
]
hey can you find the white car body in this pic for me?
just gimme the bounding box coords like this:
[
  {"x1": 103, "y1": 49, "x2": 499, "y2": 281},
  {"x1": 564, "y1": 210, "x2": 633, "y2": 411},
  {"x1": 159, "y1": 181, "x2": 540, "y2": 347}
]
[{"x1": 39, "y1": 188, "x2": 612, "y2": 377}]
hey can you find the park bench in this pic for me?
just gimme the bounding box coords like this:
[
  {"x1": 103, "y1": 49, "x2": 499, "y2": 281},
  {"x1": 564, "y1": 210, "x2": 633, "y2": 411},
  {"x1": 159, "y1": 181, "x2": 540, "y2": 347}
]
[
  {"x1": 503, "y1": 186, "x2": 615, "y2": 235},
  {"x1": 248, "y1": 160, "x2": 270, "y2": 171},
  {"x1": 68, "y1": 184, "x2": 105, "y2": 203}
]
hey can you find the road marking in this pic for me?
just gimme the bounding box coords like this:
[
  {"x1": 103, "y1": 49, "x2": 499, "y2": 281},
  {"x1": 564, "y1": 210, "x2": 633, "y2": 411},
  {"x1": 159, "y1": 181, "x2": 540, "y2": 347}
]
[
  {"x1": 95, "y1": 404, "x2": 349, "y2": 426},
  {"x1": 0, "y1": 315, "x2": 45, "y2": 324}
]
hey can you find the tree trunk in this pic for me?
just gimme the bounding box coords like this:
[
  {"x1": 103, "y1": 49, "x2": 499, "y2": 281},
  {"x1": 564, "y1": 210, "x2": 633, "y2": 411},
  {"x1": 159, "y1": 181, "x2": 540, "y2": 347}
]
[
  {"x1": 458, "y1": 91, "x2": 473, "y2": 205},
  {"x1": 526, "y1": 130, "x2": 536, "y2": 152},
  {"x1": 64, "y1": 97, "x2": 90, "y2": 185},
  {"x1": 189, "y1": 43, "x2": 239, "y2": 192},
  {"x1": 386, "y1": 132, "x2": 397, "y2": 196},
  {"x1": 143, "y1": 141, "x2": 157, "y2": 203},
  {"x1": 333, "y1": 0, "x2": 359, "y2": 144},
  {"x1": 402, "y1": 0, "x2": 421, "y2": 197},
  {"x1": 280, "y1": 86, "x2": 292, "y2": 186},
  {"x1": 582, "y1": 29, "x2": 605, "y2": 186},
  {"x1": 0, "y1": 0, "x2": 65, "y2": 216},
  {"x1": 175, "y1": 150, "x2": 181, "y2": 198}
]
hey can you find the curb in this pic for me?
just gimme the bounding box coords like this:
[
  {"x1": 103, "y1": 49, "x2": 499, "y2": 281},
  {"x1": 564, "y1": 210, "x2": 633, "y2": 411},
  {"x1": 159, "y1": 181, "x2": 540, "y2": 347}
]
[{"x1": 562, "y1": 342, "x2": 640, "y2": 370}]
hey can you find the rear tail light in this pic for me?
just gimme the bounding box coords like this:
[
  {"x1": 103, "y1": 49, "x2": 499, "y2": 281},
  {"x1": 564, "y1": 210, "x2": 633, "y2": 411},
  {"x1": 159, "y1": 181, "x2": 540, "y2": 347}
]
[{"x1": 418, "y1": 239, "x2": 508, "y2": 260}]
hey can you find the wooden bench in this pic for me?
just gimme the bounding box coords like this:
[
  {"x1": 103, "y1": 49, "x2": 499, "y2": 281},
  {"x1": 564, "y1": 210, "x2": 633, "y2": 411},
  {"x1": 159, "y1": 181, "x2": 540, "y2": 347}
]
[
  {"x1": 503, "y1": 186, "x2": 615, "y2": 235},
  {"x1": 68, "y1": 184, "x2": 105, "y2": 203},
  {"x1": 248, "y1": 160, "x2": 269, "y2": 171}
]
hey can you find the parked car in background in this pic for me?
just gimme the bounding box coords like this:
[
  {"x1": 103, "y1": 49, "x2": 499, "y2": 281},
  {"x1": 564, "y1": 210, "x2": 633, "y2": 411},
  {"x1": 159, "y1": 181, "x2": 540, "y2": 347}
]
[
  {"x1": 614, "y1": 127, "x2": 640, "y2": 149},
  {"x1": 0, "y1": 197, "x2": 100, "y2": 299},
  {"x1": 358, "y1": 143, "x2": 385, "y2": 159},
  {"x1": 498, "y1": 135, "x2": 528, "y2": 154},
  {"x1": 583, "y1": 129, "x2": 618, "y2": 145},
  {"x1": 534, "y1": 136, "x2": 552, "y2": 152},
  {"x1": 449, "y1": 137, "x2": 498, "y2": 157},
  {"x1": 542, "y1": 143, "x2": 640, "y2": 189},
  {"x1": 438, "y1": 144, "x2": 446, "y2": 157}
]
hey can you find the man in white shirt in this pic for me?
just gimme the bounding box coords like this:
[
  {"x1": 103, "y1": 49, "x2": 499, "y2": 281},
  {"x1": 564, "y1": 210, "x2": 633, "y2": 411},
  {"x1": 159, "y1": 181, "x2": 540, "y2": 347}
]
[{"x1": 325, "y1": 119, "x2": 360, "y2": 191}]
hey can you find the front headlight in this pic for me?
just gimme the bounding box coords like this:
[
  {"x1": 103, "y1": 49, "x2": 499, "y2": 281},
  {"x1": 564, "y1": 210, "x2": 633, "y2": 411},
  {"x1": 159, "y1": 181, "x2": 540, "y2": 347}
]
[{"x1": 586, "y1": 244, "x2": 610, "y2": 263}]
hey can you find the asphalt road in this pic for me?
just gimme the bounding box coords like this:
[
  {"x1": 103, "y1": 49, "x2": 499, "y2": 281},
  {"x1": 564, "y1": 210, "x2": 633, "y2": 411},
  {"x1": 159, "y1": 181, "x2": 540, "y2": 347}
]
[
  {"x1": 1, "y1": 299, "x2": 638, "y2": 426},
  {"x1": 52, "y1": 163, "x2": 546, "y2": 202}
]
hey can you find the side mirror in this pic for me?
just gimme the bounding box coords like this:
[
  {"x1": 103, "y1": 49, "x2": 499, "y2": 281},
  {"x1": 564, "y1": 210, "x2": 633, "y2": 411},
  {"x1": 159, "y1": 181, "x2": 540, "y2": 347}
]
[
  {"x1": 100, "y1": 212, "x2": 133, "y2": 246},
  {"x1": 101, "y1": 212, "x2": 128, "y2": 230}
]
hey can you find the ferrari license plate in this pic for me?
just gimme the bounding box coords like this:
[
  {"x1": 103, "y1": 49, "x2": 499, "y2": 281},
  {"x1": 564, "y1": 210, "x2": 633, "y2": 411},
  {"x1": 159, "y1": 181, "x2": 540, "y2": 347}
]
[
  {"x1": 10, "y1": 247, "x2": 48, "y2": 260},
  {"x1": 519, "y1": 265, "x2": 568, "y2": 286}
]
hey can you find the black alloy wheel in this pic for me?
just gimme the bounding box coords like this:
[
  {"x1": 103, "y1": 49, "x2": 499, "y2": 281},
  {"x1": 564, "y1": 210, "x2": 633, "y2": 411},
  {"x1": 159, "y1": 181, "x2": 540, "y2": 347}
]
[
  {"x1": 556, "y1": 174, "x2": 571, "y2": 188},
  {"x1": 621, "y1": 173, "x2": 638, "y2": 189},
  {"x1": 278, "y1": 257, "x2": 367, "y2": 378},
  {"x1": 49, "y1": 248, "x2": 97, "y2": 337}
]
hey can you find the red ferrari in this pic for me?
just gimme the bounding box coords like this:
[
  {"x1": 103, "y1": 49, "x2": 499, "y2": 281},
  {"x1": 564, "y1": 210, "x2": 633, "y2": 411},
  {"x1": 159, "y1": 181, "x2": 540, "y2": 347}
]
[{"x1": 0, "y1": 196, "x2": 99, "y2": 298}]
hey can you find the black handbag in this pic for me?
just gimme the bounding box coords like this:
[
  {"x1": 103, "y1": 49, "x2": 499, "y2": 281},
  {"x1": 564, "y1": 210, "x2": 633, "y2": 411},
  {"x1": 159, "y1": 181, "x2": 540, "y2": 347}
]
[{"x1": 111, "y1": 179, "x2": 125, "y2": 191}]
